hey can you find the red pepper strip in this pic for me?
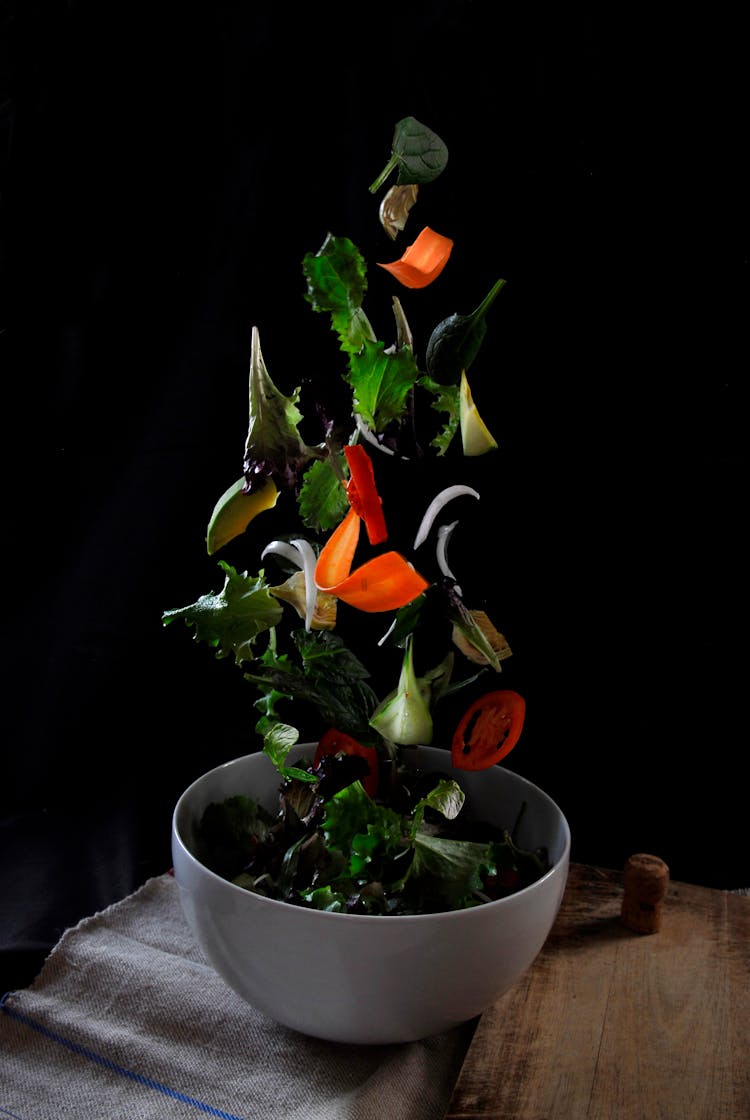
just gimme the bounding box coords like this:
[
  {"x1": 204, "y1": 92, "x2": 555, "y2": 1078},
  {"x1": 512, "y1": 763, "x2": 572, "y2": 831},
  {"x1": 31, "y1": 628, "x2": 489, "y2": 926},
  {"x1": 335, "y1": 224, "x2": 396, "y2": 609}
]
[
  {"x1": 313, "y1": 727, "x2": 379, "y2": 799},
  {"x1": 344, "y1": 444, "x2": 387, "y2": 546},
  {"x1": 376, "y1": 226, "x2": 454, "y2": 289},
  {"x1": 451, "y1": 690, "x2": 526, "y2": 771},
  {"x1": 315, "y1": 508, "x2": 429, "y2": 613}
]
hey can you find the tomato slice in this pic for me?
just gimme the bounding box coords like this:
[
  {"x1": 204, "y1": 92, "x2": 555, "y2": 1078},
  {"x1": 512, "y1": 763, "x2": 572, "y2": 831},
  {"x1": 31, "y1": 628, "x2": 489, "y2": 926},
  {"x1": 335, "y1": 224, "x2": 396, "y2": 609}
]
[
  {"x1": 451, "y1": 690, "x2": 526, "y2": 771},
  {"x1": 313, "y1": 728, "x2": 380, "y2": 798}
]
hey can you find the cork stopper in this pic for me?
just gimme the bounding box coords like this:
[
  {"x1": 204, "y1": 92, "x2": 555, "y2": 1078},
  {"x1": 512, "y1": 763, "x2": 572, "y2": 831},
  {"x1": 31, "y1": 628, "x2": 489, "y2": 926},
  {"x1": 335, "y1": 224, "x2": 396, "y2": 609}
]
[{"x1": 621, "y1": 853, "x2": 670, "y2": 933}]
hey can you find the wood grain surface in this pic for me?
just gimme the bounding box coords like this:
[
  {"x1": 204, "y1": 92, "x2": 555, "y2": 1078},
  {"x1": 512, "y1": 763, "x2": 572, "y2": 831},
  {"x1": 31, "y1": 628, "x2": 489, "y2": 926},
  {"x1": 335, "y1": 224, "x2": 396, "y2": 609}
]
[{"x1": 445, "y1": 863, "x2": 750, "y2": 1119}]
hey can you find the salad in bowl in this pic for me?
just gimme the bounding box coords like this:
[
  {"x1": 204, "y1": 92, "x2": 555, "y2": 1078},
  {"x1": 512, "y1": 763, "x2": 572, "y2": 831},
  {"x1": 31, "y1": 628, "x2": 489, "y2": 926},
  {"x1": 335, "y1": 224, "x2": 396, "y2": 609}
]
[{"x1": 164, "y1": 117, "x2": 555, "y2": 920}]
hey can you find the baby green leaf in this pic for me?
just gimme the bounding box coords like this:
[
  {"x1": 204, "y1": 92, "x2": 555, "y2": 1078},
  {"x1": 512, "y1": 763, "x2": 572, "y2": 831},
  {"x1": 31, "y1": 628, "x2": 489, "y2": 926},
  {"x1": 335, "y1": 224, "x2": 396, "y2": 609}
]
[
  {"x1": 425, "y1": 278, "x2": 507, "y2": 384},
  {"x1": 369, "y1": 117, "x2": 449, "y2": 193},
  {"x1": 303, "y1": 234, "x2": 375, "y2": 354}
]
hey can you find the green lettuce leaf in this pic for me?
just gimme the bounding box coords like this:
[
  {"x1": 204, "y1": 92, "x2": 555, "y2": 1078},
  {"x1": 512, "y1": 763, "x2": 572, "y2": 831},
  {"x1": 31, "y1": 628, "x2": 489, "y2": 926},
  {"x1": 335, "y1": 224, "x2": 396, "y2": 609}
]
[
  {"x1": 411, "y1": 833, "x2": 493, "y2": 909},
  {"x1": 347, "y1": 338, "x2": 420, "y2": 433},
  {"x1": 418, "y1": 374, "x2": 460, "y2": 455},
  {"x1": 303, "y1": 234, "x2": 375, "y2": 354},
  {"x1": 161, "y1": 561, "x2": 282, "y2": 664},
  {"x1": 298, "y1": 456, "x2": 349, "y2": 533},
  {"x1": 243, "y1": 326, "x2": 324, "y2": 493}
]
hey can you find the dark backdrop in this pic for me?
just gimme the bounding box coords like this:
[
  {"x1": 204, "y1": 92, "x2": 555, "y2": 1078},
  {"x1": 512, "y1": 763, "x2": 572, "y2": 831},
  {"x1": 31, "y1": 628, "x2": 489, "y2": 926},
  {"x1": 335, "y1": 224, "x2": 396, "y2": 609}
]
[{"x1": 2, "y1": 3, "x2": 747, "y2": 989}]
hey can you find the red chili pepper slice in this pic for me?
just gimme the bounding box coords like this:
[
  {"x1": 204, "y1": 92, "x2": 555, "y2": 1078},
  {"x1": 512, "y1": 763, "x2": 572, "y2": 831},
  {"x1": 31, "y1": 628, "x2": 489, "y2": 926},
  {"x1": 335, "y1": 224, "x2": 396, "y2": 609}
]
[
  {"x1": 451, "y1": 690, "x2": 526, "y2": 771},
  {"x1": 313, "y1": 728, "x2": 380, "y2": 798},
  {"x1": 344, "y1": 444, "x2": 388, "y2": 546}
]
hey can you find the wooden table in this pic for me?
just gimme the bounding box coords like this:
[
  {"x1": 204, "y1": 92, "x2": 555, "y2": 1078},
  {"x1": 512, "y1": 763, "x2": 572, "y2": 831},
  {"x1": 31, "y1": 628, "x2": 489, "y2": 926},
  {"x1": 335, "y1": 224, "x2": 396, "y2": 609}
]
[{"x1": 445, "y1": 862, "x2": 750, "y2": 1119}]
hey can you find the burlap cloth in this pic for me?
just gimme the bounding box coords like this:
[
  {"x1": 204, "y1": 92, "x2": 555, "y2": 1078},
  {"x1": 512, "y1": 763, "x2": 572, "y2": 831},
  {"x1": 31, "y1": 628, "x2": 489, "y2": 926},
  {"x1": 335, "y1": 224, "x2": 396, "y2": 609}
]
[{"x1": 0, "y1": 873, "x2": 475, "y2": 1119}]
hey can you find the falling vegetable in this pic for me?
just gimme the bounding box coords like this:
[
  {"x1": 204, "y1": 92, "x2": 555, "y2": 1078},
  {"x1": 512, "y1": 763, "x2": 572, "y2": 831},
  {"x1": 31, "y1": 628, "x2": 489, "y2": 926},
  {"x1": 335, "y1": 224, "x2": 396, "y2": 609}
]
[
  {"x1": 451, "y1": 690, "x2": 526, "y2": 770},
  {"x1": 426, "y1": 278, "x2": 506, "y2": 384},
  {"x1": 459, "y1": 371, "x2": 498, "y2": 456},
  {"x1": 243, "y1": 325, "x2": 325, "y2": 493},
  {"x1": 206, "y1": 476, "x2": 279, "y2": 555},
  {"x1": 368, "y1": 116, "x2": 449, "y2": 194},
  {"x1": 344, "y1": 444, "x2": 388, "y2": 545},
  {"x1": 379, "y1": 184, "x2": 419, "y2": 240},
  {"x1": 451, "y1": 610, "x2": 512, "y2": 668},
  {"x1": 268, "y1": 570, "x2": 337, "y2": 631},
  {"x1": 413, "y1": 485, "x2": 480, "y2": 550},
  {"x1": 369, "y1": 634, "x2": 433, "y2": 745},
  {"x1": 315, "y1": 507, "x2": 429, "y2": 613},
  {"x1": 377, "y1": 227, "x2": 454, "y2": 290}
]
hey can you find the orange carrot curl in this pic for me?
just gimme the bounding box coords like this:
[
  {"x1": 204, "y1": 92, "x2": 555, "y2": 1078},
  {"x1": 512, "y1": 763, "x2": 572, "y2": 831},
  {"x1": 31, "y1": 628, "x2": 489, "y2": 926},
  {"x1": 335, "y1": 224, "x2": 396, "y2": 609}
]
[{"x1": 377, "y1": 226, "x2": 453, "y2": 289}]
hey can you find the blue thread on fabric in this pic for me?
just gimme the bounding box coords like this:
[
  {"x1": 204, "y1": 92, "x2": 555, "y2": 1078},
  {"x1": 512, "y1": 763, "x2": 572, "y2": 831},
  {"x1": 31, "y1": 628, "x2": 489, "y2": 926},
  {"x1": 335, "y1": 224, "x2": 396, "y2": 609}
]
[{"x1": 0, "y1": 997, "x2": 245, "y2": 1120}]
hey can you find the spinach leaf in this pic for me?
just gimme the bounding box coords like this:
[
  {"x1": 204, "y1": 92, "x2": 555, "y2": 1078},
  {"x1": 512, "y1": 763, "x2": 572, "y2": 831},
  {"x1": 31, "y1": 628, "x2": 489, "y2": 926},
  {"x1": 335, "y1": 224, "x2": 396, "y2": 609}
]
[{"x1": 369, "y1": 117, "x2": 449, "y2": 193}]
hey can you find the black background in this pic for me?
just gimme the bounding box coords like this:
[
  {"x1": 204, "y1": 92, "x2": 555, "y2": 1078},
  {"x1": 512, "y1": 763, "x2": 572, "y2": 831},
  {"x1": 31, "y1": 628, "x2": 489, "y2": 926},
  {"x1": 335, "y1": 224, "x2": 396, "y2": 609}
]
[{"x1": 2, "y1": 3, "x2": 747, "y2": 988}]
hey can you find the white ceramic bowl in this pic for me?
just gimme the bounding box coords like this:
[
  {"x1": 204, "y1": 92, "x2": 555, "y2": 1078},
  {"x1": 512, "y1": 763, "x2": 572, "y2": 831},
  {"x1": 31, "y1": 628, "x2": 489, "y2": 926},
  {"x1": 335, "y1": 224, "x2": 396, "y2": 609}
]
[{"x1": 172, "y1": 744, "x2": 570, "y2": 1045}]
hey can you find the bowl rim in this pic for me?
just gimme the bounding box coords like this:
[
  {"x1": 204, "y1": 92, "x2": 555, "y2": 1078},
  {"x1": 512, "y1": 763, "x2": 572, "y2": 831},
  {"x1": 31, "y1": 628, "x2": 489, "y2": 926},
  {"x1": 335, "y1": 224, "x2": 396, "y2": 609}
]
[{"x1": 172, "y1": 744, "x2": 571, "y2": 924}]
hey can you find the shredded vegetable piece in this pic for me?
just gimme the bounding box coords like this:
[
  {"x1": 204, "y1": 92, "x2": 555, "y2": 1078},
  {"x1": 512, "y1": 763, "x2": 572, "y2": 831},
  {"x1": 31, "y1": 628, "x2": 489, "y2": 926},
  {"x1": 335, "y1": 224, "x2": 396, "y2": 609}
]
[{"x1": 413, "y1": 485, "x2": 480, "y2": 550}]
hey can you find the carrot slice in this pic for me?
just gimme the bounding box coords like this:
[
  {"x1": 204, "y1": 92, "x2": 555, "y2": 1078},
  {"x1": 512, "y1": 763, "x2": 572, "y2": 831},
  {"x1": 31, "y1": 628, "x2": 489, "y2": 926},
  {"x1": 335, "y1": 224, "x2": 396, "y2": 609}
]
[
  {"x1": 377, "y1": 227, "x2": 454, "y2": 289},
  {"x1": 314, "y1": 507, "x2": 361, "y2": 589},
  {"x1": 325, "y1": 552, "x2": 429, "y2": 612},
  {"x1": 315, "y1": 504, "x2": 428, "y2": 613}
]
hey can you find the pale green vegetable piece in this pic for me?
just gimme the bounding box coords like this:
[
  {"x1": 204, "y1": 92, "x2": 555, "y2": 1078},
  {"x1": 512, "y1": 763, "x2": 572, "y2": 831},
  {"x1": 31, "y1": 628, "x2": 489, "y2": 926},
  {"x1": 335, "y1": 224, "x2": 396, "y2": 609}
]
[{"x1": 369, "y1": 636, "x2": 433, "y2": 746}]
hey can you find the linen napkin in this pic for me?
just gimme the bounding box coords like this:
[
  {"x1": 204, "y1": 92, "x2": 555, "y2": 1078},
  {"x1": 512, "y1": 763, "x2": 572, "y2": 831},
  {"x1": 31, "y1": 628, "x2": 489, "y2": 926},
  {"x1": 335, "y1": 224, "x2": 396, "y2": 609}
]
[{"x1": 0, "y1": 873, "x2": 475, "y2": 1120}]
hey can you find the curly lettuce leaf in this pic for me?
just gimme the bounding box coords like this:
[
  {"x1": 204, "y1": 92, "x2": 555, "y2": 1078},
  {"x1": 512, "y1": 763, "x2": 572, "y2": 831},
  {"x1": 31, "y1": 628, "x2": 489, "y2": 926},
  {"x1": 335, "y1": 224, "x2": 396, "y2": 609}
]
[
  {"x1": 303, "y1": 234, "x2": 376, "y2": 354},
  {"x1": 161, "y1": 561, "x2": 282, "y2": 664},
  {"x1": 347, "y1": 338, "x2": 420, "y2": 433},
  {"x1": 298, "y1": 456, "x2": 349, "y2": 533},
  {"x1": 418, "y1": 373, "x2": 460, "y2": 455}
]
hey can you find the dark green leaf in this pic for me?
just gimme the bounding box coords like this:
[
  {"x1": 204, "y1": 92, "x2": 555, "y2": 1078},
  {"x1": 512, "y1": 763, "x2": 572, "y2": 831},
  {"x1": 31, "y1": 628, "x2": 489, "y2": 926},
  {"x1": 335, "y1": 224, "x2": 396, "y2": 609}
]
[
  {"x1": 369, "y1": 117, "x2": 449, "y2": 192},
  {"x1": 425, "y1": 279, "x2": 506, "y2": 384}
]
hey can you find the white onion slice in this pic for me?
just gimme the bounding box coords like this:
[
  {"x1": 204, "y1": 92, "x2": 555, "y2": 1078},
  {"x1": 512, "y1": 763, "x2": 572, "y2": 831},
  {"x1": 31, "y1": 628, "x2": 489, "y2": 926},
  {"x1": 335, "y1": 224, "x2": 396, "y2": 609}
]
[
  {"x1": 436, "y1": 520, "x2": 461, "y2": 594},
  {"x1": 413, "y1": 485, "x2": 480, "y2": 550},
  {"x1": 262, "y1": 538, "x2": 317, "y2": 631},
  {"x1": 377, "y1": 617, "x2": 398, "y2": 647},
  {"x1": 261, "y1": 540, "x2": 303, "y2": 568},
  {"x1": 291, "y1": 538, "x2": 318, "y2": 632}
]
